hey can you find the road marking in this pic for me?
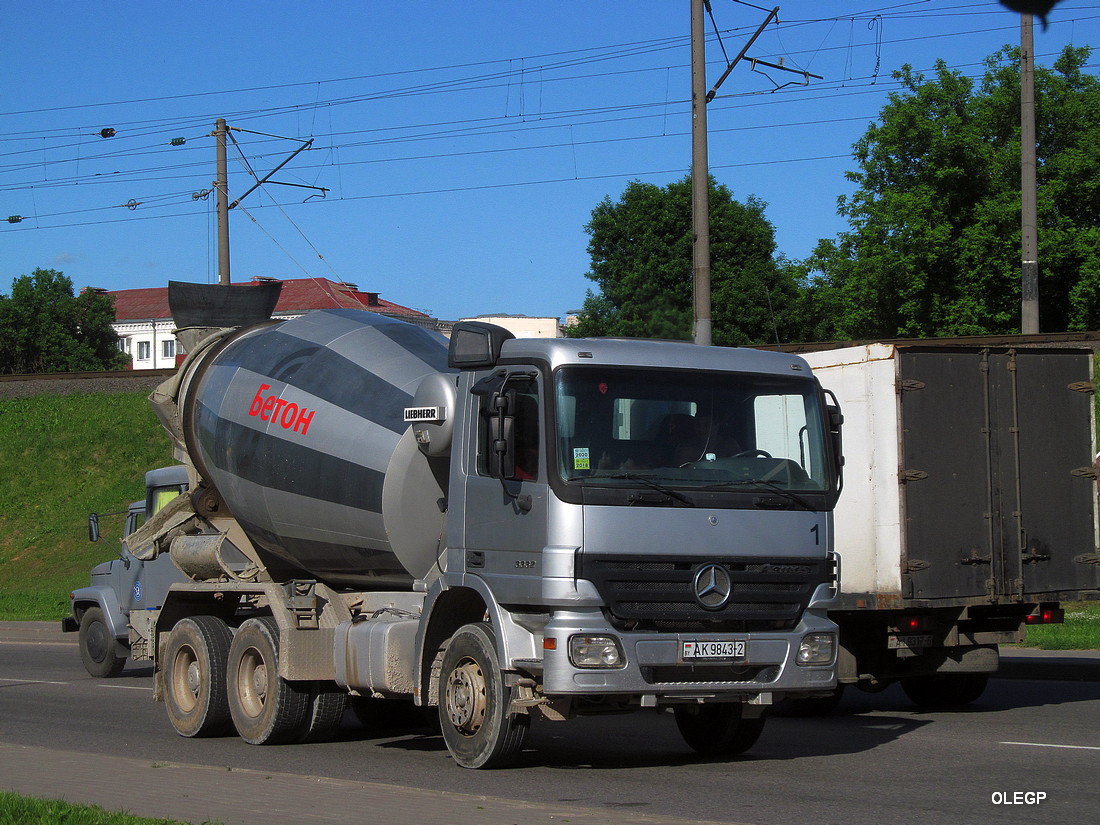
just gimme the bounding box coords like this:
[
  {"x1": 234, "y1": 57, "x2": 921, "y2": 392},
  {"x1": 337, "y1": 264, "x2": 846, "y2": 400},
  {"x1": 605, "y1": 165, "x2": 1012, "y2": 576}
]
[
  {"x1": 1001, "y1": 741, "x2": 1100, "y2": 751},
  {"x1": 98, "y1": 684, "x2": 154, "y2": 691},
  {"x1": 0, "y1": 677, "x2": 69, "y2": 686},
  {"x1": 0, "y1": 641, "x2": 76, "y2": 647}
]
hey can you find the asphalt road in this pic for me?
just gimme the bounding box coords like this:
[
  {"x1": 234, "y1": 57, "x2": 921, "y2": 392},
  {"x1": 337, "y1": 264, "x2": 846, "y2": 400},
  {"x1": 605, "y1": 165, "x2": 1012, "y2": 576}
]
[{"x1": 1, "y1": 626, "x2": 1098, "y2": 825}]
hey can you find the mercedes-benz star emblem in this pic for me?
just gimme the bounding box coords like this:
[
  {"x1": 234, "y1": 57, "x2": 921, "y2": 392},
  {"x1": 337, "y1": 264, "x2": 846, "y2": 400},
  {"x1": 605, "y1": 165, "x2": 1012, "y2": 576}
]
[{"x1": 693, "y1": 563, "x2": 732, "y2": 610}]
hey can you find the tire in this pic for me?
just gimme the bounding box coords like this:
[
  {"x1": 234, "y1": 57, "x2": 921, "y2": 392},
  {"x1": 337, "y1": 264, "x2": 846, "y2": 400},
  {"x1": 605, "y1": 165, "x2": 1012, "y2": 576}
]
[
  {"x1": 296, "y1": 681, "x2": 348, "y2": 743},
  {"x1": 438, "y1": 623, "x2": 529, "y2": 769},
  {"x1": 78, "y1": 606, "x2": 126, "y2": 678},
  {"x1": 162, "y1": 616, "x2": 233, "y2": 737},
  {"x1": 769, "y1": 685, "x2": 846, "y2": 718},
  {"x1": 227, "y1": 616, "x2": 310, "y2": 745},
  {"x1": 901, "y1": 673, "x2": 989, "y2": 708},
  {"x1": 674, "y1": 703, "x2": 766, "y2": 757}
]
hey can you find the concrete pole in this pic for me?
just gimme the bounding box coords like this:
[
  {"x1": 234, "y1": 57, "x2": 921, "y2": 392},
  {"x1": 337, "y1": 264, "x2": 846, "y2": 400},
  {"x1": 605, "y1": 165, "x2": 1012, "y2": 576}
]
[
  {"x1": 691, "y1": 0, "x2": 712, "y2": 346},
  {"x1": 1020, "y1": 15, "x2": 1039, "y2": 334},
  {"x1": 215, "y1": 118, "x2": 231, "y2": 286}
]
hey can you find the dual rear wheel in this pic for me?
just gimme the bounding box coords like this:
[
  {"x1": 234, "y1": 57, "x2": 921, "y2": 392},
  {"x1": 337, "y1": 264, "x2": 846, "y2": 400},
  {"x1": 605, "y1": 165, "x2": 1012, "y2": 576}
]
[{"x1": 163, "y1": 615, "x2": 345, "y2": 745}]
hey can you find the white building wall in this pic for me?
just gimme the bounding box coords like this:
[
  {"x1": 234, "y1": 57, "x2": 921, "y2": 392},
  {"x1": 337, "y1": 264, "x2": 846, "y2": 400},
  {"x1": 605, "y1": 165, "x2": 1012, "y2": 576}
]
[
  {"x1": 463, "y1": 315, "x2": 562, "y2": 338},
  {"x1": 114, "y1": 321, "x2": 179, "y2": 370}
]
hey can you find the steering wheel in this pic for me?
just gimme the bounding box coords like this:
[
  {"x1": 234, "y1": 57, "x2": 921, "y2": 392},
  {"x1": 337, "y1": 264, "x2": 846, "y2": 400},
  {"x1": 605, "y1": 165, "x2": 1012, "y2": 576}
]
[{"x1": 733, "y1": 449, "x2": 772, "y2": 459}]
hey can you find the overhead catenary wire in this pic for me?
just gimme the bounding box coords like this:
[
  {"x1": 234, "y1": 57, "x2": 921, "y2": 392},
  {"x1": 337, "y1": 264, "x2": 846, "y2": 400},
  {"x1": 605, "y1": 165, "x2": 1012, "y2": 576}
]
[{"x1": 3, "y1": 3, "x2": 1097, "y2": 237}]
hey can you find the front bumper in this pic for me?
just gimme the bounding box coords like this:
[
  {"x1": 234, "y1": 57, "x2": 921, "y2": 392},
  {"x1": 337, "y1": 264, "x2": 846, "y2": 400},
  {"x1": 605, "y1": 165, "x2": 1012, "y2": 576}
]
[{"x1": 537, "y1": 608, "x2": 838, "y2": 699}]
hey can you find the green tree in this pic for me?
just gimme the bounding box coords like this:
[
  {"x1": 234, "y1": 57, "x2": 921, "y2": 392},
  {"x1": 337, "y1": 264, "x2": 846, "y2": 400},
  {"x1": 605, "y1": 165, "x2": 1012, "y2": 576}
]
[
  {"x1": 0, "y1": 269, "x2": 128, "y2": 373},
  {"x1": 569, "y1": 175, "x2": 804, "y2": 346},
  {"x1": 806, "y1": 45, "x2": 1100, "y2": 339}
]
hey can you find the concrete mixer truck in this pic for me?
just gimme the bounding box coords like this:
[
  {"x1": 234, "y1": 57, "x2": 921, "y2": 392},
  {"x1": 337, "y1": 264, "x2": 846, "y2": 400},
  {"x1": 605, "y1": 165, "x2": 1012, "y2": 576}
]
[{"x1": 119, "y1": 280, "x2": 844, "y2": 768}]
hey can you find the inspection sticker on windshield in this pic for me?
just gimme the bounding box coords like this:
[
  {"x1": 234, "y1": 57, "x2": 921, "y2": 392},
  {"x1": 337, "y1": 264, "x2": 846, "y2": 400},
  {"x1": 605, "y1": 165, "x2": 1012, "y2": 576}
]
[
  {"x1": 573, "y1": 447, "x2": 591, "y2": 470},
  {"x1": 683, "y1": 640, "x2": 746, "y2": 660}
]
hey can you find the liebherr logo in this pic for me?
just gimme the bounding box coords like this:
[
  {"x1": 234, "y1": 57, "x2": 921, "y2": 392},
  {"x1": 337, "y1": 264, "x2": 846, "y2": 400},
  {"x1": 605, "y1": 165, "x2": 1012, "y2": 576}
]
[{"x1": 693, "y1": 564, "x2": 732, "y2": 610}]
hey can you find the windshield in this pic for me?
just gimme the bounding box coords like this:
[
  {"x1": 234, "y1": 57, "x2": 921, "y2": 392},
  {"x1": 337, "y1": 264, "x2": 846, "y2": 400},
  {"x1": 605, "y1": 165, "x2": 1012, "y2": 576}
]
[{"x1": 554, "y1": 366, "x2": 832, "y2": 495}]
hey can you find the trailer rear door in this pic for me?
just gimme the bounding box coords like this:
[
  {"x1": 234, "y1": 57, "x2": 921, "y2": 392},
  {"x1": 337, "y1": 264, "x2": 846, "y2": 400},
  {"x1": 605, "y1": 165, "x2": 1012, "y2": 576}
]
[{"x1": 898, "y1": 347, "x2": 1100, "y2": 602}]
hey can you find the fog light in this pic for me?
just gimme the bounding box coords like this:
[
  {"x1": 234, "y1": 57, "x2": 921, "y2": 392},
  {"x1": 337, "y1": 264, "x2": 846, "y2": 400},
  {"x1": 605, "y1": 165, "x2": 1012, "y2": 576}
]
[
  {"x1": 797, "y1": 633, "x2": 835, "y2": 666},
  {"x1": 569, "y1": 635, "x2": 624, "y2": 668}
]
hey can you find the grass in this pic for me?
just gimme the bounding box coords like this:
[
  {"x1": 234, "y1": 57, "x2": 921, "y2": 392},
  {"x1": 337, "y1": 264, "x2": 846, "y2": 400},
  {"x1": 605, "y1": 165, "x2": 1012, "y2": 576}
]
[
  {"x1": 0, "y1": 392, "x2": 174, "y2": 620},
  {"x1": 1020, "y1": 601, "x2": 1100, "y2": 650},
  {"x1": 0, "y1": 792, "x2": 220, "y2": 825}
]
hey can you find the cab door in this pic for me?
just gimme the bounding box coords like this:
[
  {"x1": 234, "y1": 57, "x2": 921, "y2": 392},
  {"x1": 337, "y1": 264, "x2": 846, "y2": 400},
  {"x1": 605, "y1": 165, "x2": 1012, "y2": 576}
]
[{"x1": 460, "y1": 371, "x2": 549, "y2": 603}]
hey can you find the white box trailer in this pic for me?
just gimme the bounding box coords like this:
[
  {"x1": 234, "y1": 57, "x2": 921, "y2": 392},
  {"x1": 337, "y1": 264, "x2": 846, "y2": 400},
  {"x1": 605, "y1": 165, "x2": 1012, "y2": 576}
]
[{"x1": 802, "y1": 343, "x2": 1100, "y2": 706}]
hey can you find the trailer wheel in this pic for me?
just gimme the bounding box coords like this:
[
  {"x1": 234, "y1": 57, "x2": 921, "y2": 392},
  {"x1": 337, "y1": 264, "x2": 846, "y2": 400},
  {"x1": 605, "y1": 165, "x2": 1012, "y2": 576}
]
[
  {"x1": 163, "y1": 616, "x2": 233, "y2": 737},
  {"x1": 438, "y1": 623, "x2": 529, "y2": 769},
  {"x1": 228, "y1": 616, "x2": 310, "y2": 745},
  {"x1": 295, "y1": 681, "x2": 348, "y2": 743},
  {"x1": 901, "y1": 673, "x2": 989, "y2": 708},
  {"x1": 674, "y1": 703, "x2": 766, "y2": 757},
  {"x1": 78, "y1": 606, "x2": 126, "y2": 678}
]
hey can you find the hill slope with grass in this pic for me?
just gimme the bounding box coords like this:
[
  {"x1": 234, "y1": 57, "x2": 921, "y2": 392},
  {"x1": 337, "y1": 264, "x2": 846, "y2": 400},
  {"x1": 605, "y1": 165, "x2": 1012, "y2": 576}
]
[{"x1": 0, "y1": 391, "x2": 174, "y2": 619}]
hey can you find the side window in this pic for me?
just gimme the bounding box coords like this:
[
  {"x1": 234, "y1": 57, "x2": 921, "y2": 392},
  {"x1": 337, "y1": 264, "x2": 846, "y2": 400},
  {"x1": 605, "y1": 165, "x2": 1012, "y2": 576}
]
[
  {"x1": 754, "y1": 394, "x2": 816, "y2": 479},
  {"x1": 477, "y1": 376, "x2": 540, "y2": 480}
]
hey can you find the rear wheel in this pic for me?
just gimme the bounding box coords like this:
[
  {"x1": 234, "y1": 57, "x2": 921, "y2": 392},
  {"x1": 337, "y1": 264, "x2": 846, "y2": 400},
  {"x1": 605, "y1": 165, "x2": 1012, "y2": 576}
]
[
  {"x1": 227, "y1": 616, "x2": 310, "y2": 744},
  {"x1": 674, "y1": 703, "x2": 765, "y2": 757},
  {"x1": 296, "y1": 681, "x2": 348, "y2": 743},
  {"x1": 438, "y1": 623, "x2": 529, "y2": 769},
  {"x1": 162, "y1": 616, "x2": 233, "y2": 737},
  {"x1": 901, "y1": 673, "x2": 989, "y2": 708},
  {"x1": 78, "y1": 606, "x2": 127, "y2": 678}
]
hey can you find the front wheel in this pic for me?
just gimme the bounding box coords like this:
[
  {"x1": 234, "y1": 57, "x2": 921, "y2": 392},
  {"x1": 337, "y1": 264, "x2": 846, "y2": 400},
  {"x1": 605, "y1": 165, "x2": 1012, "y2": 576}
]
[
  {"x1": 78, "y1": 606, "x2": 126, "y2": 678},
  {"x1": 674, "y1": 703, "x2": 765, "y2": 757},
  {"x1": 769, "y1": 685, "x2": 846, "y2": 717},
  {"x1": 438, "y1": 623, "x2": 529, "y2": 769}
]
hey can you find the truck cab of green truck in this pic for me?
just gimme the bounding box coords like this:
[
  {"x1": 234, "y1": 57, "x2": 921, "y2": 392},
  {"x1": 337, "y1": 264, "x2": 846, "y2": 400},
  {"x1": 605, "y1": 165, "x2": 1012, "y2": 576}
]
[{"x1": 64, "y1": 465, "x2": 189, "y2": 677}]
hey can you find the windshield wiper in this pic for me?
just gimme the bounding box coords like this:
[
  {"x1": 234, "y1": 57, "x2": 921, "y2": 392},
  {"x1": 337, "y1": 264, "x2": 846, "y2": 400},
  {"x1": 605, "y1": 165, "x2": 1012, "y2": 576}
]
[
  {"x1": 702, "y1": 478, "x2": 819, "y2": 511},
  {"x1": 586, "y1": 471, "x2": 695, "y2": 507}
]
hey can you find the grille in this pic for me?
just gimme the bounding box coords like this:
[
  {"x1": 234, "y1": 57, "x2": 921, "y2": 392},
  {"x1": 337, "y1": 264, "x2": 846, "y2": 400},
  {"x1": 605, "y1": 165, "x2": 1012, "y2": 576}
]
[
  {"x1": 579, "y1": 554, "x2": 830, "y2": 632},
  {"x1": 642, "y1": 665, "x2": 778, "y2": 685}
]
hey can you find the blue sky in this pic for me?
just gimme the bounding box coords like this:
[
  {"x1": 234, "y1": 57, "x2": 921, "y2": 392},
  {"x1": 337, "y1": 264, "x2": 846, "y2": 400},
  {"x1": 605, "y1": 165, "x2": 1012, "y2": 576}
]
[{"x1": 2, "y1": 1, "x2": 1097, "y2": 322}]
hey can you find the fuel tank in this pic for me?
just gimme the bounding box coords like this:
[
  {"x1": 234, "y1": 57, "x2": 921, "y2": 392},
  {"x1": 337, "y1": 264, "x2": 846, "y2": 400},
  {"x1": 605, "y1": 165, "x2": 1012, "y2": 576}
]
[{"x1": 178, "y1": 308, "x2": 454, "y2": 589}]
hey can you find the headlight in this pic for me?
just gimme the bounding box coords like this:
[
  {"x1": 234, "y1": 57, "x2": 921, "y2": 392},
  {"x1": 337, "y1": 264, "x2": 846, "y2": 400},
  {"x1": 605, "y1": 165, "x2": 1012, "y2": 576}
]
[
  {"x1": 797, "y1": 633, "x2": 836, "y2": 666},
  {"x1": 569, "y1": 635, "x2": 624, "y2": 668}
]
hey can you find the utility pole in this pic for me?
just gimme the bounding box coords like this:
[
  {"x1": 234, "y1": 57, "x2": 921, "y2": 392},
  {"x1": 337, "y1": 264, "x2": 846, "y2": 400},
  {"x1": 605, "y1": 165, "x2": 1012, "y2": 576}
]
[
  {"x1": 690, "y1": 3, "x2": 793, "y2": 345},
  {"x1": 214, "y1": 118, "x2": 231, "y2": 286},
  {"x1": 1020, "y1": 15, "x2": 1039, "y2": 333},
  {"x1": 691, "y1": 0, "x2": 712, "y2": 346}
]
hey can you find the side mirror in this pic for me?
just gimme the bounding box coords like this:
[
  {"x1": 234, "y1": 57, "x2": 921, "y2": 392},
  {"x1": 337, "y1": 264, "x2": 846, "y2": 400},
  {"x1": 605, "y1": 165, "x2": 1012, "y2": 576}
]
[
  {"x1": 824, "y1": 390, "x2": 845, "y2": 493},
  {"x1": 88, "y1": 513, "x2": 101, "y2": 543},
  {"x1": 448, "y1": 321, "x2": 515, "y2": 370}
]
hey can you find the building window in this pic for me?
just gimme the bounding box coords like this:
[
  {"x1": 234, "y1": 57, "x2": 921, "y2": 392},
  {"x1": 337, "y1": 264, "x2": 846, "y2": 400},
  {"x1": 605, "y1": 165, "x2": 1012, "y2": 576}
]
[
  {"x1": 162, "y1": 340, "x2": 175, "y2": 359},
  {"x1": 137, "y1": 341, "x2": 151, "y2": 360}
]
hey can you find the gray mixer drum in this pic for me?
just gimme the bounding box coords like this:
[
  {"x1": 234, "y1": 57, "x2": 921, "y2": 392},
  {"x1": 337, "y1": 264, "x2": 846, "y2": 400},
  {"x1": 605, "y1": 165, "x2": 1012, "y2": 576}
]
[{"x1": 183, "y1": 308, "x2": 454, "y2": 588}]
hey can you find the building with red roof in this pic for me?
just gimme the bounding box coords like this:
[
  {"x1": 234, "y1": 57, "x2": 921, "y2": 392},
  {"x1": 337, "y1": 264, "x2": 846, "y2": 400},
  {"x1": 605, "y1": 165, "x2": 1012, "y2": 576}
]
[{"x1": 106, "y1": 277, "x2": 445, "y2": 369}]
